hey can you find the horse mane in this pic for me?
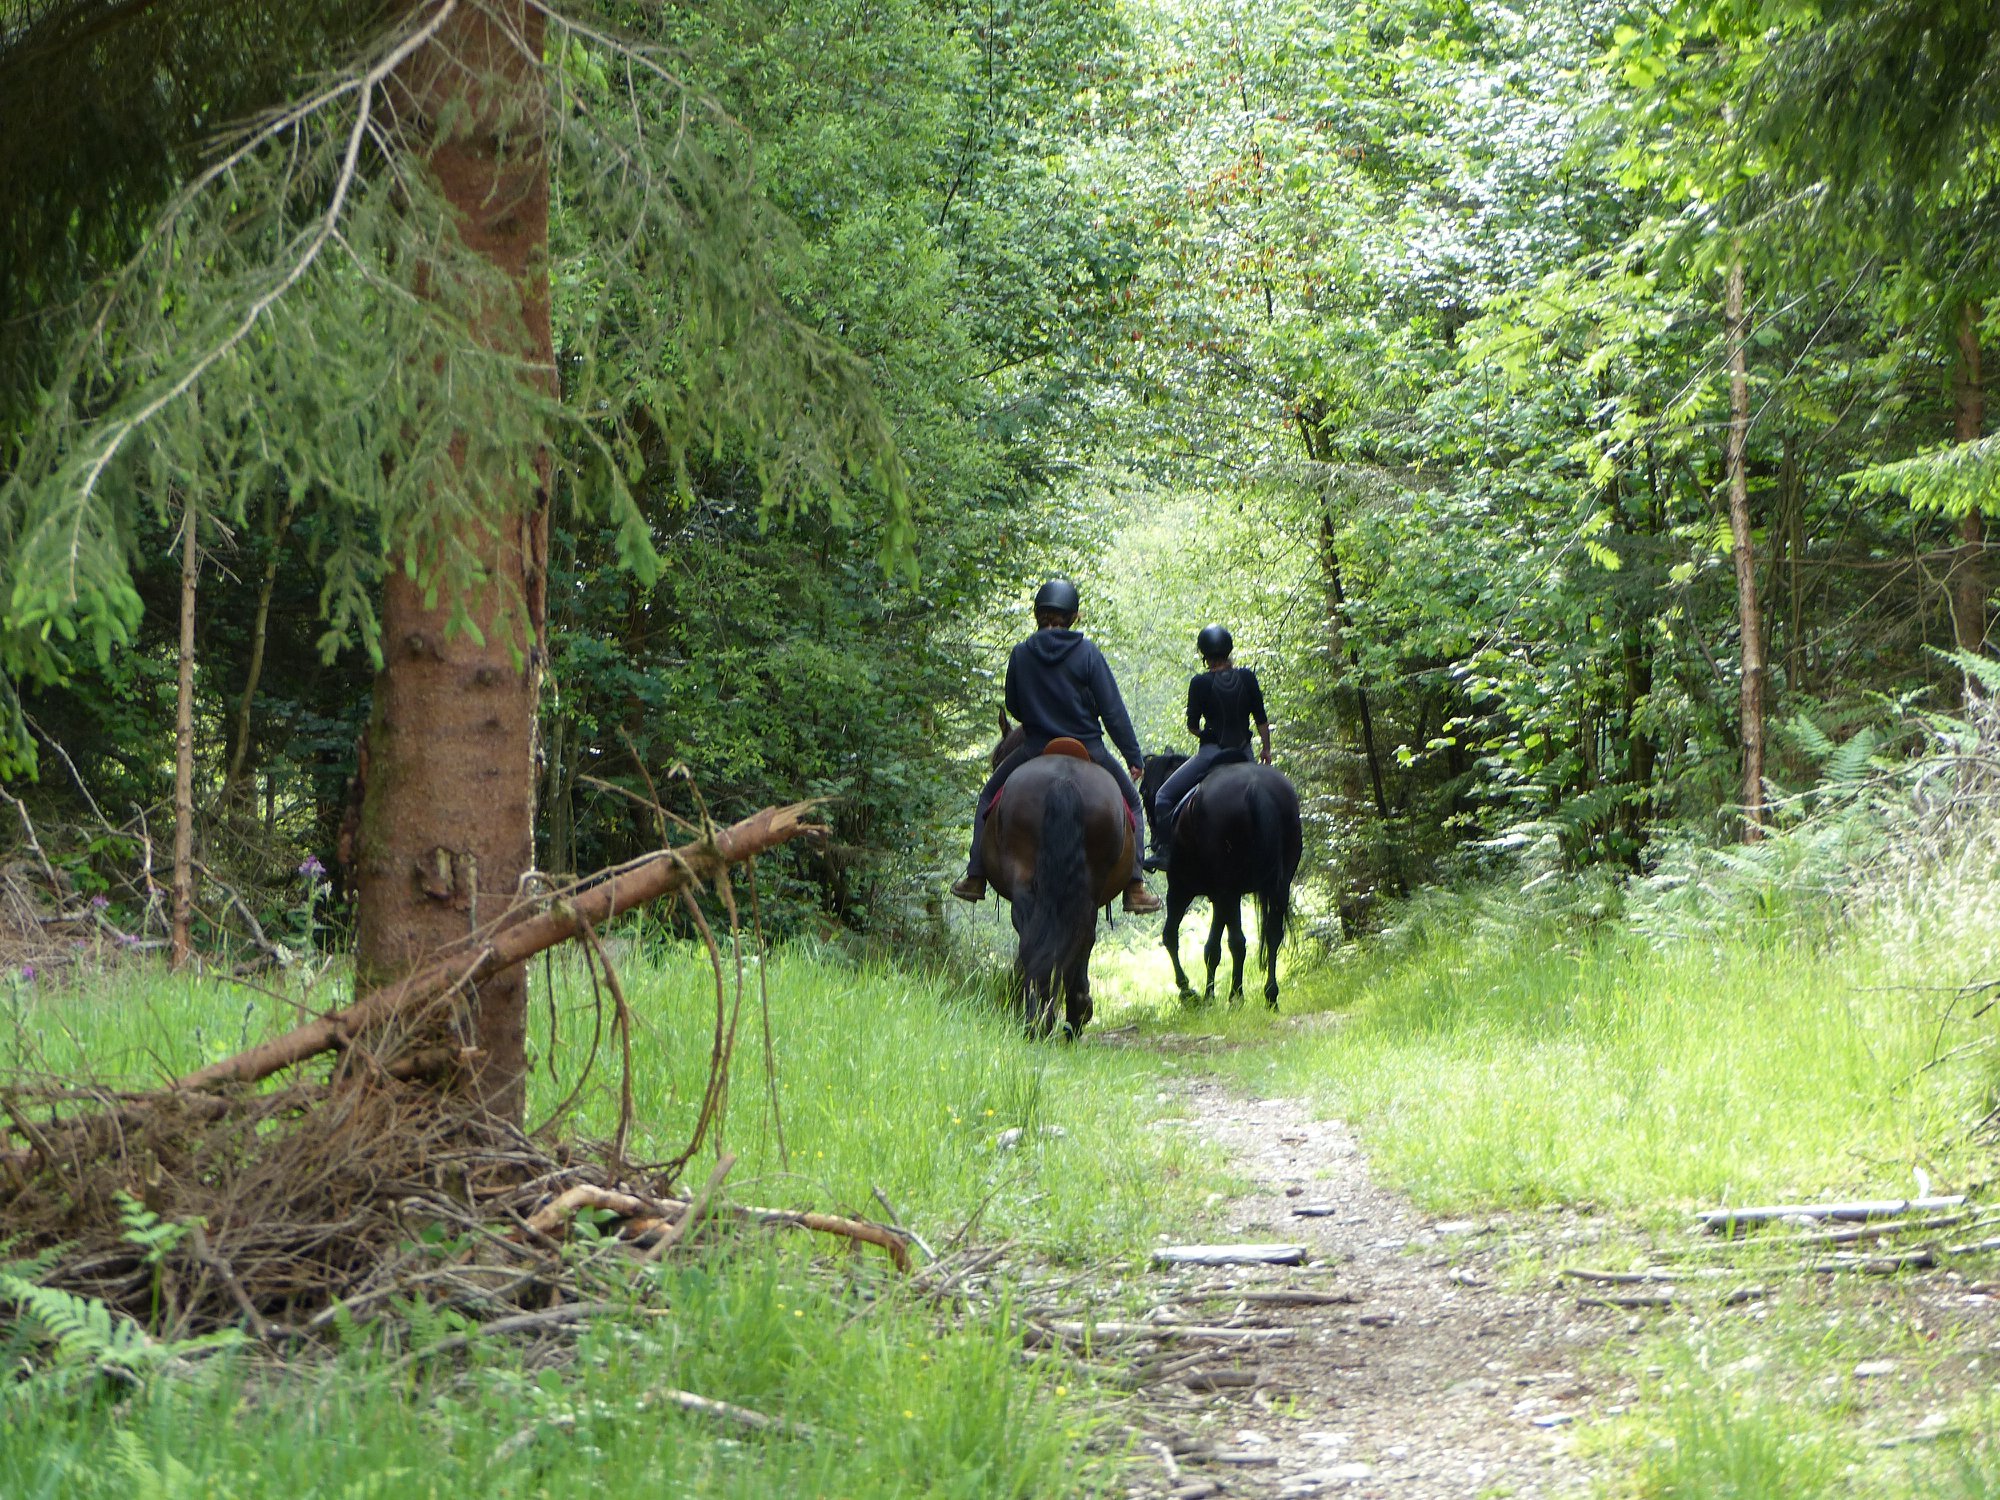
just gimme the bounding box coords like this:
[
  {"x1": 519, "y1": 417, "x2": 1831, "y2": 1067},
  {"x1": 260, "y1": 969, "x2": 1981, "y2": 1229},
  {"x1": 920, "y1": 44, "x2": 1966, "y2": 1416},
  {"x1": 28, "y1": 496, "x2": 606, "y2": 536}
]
[{"x1": 992, "y1": 711, "x2": 1027, "y2": 771}]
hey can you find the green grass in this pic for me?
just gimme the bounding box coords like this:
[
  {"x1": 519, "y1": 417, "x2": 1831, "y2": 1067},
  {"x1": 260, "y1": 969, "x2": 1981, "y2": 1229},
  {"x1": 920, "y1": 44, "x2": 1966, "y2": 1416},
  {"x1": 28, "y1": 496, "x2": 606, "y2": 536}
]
[
  {"x1": 0, "y1": 941, "x2": 1221, "y2": 1497},
  {"x1": 2, "y1": 1247, "x2": 1101, "y2": 1498},
  {"x1": 1117, "y1": 869, "x2": 2000, "y2": 1500},
  {"x1": 1614, "y1": 1388, "x2": 1855, "y2": 1499},
  {"x1": 1147, "y1": 895, "x2": 1986, "y2": 1215}
]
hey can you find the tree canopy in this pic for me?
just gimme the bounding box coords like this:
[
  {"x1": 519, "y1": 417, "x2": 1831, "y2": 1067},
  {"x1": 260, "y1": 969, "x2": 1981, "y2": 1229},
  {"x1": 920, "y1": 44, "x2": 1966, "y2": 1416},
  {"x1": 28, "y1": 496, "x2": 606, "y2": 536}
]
[{"x1": 0, "y1": 0, "x2": 1993, "y2": 958}]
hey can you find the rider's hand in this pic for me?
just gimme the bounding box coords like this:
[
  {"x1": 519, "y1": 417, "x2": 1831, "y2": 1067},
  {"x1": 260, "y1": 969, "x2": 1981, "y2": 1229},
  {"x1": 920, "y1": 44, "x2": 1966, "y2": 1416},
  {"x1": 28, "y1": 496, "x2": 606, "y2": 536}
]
[
  {"x1": 1127, "y1": 765, "x2": 1144, "y2": 781},
  {"x1": 1259, "y1": 748, "x2": 1273, "y2": 765}
]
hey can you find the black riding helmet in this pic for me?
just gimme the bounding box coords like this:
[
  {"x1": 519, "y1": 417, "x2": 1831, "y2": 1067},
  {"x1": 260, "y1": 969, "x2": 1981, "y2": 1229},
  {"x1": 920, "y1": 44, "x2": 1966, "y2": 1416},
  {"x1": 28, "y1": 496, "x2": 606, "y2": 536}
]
[
  {"x1": 1035, "y1": 578, "x2": 1081, "y2": 615},
  {"x1": 1196, "y1": 624, "x2": 1233, "y2": 661}
]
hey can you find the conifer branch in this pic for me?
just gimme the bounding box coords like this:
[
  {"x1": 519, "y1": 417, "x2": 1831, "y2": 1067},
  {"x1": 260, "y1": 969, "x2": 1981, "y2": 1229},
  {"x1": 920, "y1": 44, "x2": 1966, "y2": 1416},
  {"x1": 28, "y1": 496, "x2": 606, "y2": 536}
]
[{"x1": 59, "y1": 1, "x2": 461, "y2": 595}]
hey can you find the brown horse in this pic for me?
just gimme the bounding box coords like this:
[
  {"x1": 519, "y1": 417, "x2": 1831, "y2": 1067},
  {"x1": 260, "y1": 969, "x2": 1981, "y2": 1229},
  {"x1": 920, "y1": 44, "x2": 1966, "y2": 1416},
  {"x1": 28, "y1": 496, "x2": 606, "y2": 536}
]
[{"x1": 980, "y1": 715, "x2": 1136, "y2": 1037}]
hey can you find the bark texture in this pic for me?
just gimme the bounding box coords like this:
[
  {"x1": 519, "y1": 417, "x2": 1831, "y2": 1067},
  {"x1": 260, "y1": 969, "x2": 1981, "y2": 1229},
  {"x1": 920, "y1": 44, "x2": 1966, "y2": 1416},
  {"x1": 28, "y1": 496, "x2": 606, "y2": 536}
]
[
  {"x1": 357, "y1": 0, "x2": 555, "y2": 1123},
  {"x1": 1724, "y1": 257, "x2": 1765, "y2": 842},
  {"x1": 172, "y1": 503, "x2": 198, "y2": 970},
  {"x1": 1952, "y1": 299, "x2": 1987, "y2": 659}
]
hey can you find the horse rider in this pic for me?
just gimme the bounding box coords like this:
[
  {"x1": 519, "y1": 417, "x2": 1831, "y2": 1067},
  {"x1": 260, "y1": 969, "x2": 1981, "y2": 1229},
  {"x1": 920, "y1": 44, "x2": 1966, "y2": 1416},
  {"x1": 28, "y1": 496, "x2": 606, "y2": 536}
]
[
  {"x1": 1146, "y1": 624, "x2": 1272, "y2": 872},
  {"x1": 952, "y1": 579, "x2": 1163, "y2": 914}
]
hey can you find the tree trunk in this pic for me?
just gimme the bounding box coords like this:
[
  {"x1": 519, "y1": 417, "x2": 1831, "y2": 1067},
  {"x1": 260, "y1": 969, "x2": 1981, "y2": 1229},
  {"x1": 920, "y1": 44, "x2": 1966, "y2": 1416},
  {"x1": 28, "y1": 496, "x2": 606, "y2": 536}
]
[
  {"x1": 1323, "y1": 545, "x2": 1390, "y2": 822},
  {"x1": 356, "y1": 0, "x2": 555, "y2": 1124},
  {"x1": 1724, "y1": 256, "x2": 1765, "y2": 842},
  {"x1": 221, "y1": 499, "x2": 295, "y2": 815},
  {"x1": 172, "y1": 500, "x2": 199, "y2": 970},
  {"x1": 1952, "y1": 299, "x2": 1987, "y2": 663},
  {"x1": 1297, "y1": 410, "x2": 1390, "y2": 821},
  {"x1": 1619, "y1": 624, "x2": 1655, "y2": 863}
]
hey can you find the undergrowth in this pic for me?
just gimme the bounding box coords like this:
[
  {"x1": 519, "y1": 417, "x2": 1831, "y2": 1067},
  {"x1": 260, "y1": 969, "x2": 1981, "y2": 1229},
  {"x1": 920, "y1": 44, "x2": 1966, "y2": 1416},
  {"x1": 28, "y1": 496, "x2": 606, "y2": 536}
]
[
  {"x1": 1160, "y1": 822, "x2": 2000, "y2": 1215},
  {"x1": 0, "y1": 945, "x2": 1212, "y2": 1497}
]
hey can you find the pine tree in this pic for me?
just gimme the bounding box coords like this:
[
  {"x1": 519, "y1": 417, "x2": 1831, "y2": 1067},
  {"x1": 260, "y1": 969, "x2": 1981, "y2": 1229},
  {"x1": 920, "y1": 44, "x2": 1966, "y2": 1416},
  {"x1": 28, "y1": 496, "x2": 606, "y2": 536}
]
[{"x1": 0, "y1": 0, "x2": 907, "y2": 1123}]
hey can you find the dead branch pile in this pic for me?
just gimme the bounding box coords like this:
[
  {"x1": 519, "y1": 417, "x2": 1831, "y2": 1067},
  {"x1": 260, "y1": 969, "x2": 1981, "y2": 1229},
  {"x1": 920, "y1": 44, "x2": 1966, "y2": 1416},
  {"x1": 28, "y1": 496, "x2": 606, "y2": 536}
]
[
  {"x1": 0, "y1": 802, "x2": 911, "y2": 1342},
  {"x1": 2, "y1": 1075, "x2": 907, "y2": 1340}
]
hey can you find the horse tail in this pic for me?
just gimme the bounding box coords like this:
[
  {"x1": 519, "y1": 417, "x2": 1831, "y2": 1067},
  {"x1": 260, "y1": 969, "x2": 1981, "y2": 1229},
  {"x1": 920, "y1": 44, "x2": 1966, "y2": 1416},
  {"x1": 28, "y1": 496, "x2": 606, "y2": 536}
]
[
  {"x1": 1249, "y1": 780, "x2": 1295, "y2": 978},
  {"x1": 1020, "y1": 775, "x2": 1090, "y2": 997}
]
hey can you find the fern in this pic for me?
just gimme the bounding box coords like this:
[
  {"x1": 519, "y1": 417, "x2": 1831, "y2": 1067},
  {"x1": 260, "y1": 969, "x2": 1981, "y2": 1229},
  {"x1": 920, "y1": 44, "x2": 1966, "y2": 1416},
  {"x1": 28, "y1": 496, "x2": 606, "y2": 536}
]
[
  {"x1": 0, "y1": 1269, "x2": 245, "y2": 1394},
  {"x1": 109, "y1": 1429, "x2": 201, "y2": 1500},
  {"x1": 115, "y1": 1191, "x2": 192, "y2": 1264},
  {"x1": 1782, "y1": 712, "x2": 1836, "y2": 760},
  {"x1": 115, "y1": 1189, "x2": 197, "y2": 1330},
  {"x1": 1822, "y1": 726, "x2": 1884, "y2": 790},
  {"x1": 0, "y1": 1274, "x2": 160, "y2": 1372},
  {"x1": 1933, "y1": 645, "x2": 2000, "y2": 696}
]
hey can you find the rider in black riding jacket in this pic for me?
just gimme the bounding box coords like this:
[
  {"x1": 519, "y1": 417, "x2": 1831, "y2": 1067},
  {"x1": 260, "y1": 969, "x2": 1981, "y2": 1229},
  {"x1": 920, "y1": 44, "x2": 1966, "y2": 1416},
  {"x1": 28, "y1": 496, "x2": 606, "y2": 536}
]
[
  {"x1": 952, "y1": 579, "x2": 1162, "y2": 914},
  {"x1": 1146, "y1": 624, "x2": 1272, "y2": 872}
]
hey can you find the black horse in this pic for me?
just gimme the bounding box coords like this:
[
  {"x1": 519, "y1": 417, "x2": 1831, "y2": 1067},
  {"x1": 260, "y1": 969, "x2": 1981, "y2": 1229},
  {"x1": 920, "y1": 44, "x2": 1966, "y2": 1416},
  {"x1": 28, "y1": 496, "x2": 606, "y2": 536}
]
[
  {"x1": 1140, "y1": 753, "x2": 1302, "y2": 1008},
  {"x1": 979, "y1": 718, "x2": 1137, "y2": 1037}
]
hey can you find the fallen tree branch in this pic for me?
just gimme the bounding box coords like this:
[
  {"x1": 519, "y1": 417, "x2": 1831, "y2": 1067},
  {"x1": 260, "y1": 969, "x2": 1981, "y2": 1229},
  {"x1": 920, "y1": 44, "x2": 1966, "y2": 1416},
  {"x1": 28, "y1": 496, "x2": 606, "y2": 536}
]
[
  {"x1": 1697, "y1": 1196, "x2": 1965, "y2": 1231},
  {"x1": 523, "y1": 1184, "x2": 666, "y2": 1237},
  {"x1": 1578, "y1": 1291, "x2": 1675, "y2": 1309},
  {"x1": 508, "y1": 1170, "x2": 909, "y2": 1271},
  {"x1": 175, "y1": 802, "x2": 822, "y2": 1093},
  {"x1": 641, "y1": 1385, "x2": 814, "y2": 1440},
  {"x1": 1040, "y1": 1320, "x2": 1296, "y2": 1345},
  {"x1": 385, "y1": 1300, "x2": 619, "y2": 1374},
  {"x1": 739, "y1": 1205, "x2": 914, "y2": 1273},
  {"x1": 640, "y1": 1152, "x2": 734, "y2": 1262},
  {"x1": 0, "y1": 805, "x2": 822, "y2": 1179}
]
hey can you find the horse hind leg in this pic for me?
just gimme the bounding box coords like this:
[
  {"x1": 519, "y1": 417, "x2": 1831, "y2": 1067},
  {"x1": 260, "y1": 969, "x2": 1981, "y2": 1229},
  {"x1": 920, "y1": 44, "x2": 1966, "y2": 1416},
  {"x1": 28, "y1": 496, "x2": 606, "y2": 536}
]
[
  {"x1": 1164, "y1": 890, "x2": 1199, "y2": 1004},
  {"x1": 1204, "y1": 894, "x2": 1246, "y2": 1005},
  {"x1": 1062, "y1": 958, "x2": 1093, "y2": 1039},
  {"x1": 1202, "y1": 903, "x2": 1227, "y2": 1003},
  {"x1": 1017, "y1": 957, "x2": 1059, "y2": 1040}
]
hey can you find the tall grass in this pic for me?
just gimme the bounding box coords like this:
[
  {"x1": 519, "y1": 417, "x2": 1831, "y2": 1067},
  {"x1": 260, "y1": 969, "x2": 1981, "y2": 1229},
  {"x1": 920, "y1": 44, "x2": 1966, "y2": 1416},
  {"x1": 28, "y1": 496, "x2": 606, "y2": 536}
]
[
  {"x1": 0, "y1": 941, "x2": 1219, "y2": 1497},
  {"x1": 1163, "y1": 851, "x2": 2000, "y2": 1213}
]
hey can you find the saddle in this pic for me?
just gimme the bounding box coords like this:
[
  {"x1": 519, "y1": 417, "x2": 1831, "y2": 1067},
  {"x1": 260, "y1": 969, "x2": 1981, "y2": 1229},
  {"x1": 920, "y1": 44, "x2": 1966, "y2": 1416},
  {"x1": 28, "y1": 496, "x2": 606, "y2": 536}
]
[
  {"x1": 1165, "y1": 746, "x2": 1253, "y2": 826},
  {"x1": 990, "y1": 738, "x2": 1137, "y2": 833}
]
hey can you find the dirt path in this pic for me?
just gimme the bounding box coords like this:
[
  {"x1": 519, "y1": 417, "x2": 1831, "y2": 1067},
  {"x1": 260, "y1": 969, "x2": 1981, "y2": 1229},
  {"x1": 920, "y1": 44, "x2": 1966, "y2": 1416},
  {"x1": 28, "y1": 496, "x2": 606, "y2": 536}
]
[{"x1": 1113, "y1": 1076, "x2": 1633, "y2": 1500}]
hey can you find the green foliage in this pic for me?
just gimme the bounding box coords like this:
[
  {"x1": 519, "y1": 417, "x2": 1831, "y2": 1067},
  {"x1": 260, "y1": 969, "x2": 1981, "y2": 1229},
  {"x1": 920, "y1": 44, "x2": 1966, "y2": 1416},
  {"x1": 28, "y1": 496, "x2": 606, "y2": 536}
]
[
  {"x1": 1849, "y1": 434, "x2": 2000, "y2": 520},
  {"x1": 0, "y1": 945, "x2": 1215, "y2": 1497},
  {"x1": 1624, "y1": 1387, "x2": 1852, "y2": 1499},
  {"x1": 0, "y1": 1271, "x2": 242, "y2": 1397},
  {"x1": 536, "y1": 0, "x2": 1138, "y2": 923},
  {"x1": 1196, "y1": 856, "x2": 1990, "y2": 1211}
]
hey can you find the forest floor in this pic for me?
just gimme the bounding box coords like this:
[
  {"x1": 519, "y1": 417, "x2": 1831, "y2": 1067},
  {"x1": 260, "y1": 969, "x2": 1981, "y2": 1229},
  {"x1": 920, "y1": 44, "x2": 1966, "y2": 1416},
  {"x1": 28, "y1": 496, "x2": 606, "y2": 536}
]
[{"x1": 1100, "y1": 1061, "x2": 1608, "y2": 1500}]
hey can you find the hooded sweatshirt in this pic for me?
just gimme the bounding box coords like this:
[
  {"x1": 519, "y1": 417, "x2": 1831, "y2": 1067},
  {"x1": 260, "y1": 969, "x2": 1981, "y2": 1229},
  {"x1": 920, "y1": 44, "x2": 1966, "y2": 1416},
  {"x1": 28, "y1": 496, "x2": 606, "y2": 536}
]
[{"x1": 1003, "y1": 628, "x2": 1143, "y2": 767}]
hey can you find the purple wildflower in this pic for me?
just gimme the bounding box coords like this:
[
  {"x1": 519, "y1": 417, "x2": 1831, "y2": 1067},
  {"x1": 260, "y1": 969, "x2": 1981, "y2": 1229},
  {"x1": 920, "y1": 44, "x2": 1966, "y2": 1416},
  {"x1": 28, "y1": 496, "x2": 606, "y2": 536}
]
[
  {"x1": 89, "y1": 894, "x2": 109, "y2": 910},
  {"x1": 298, "y1": 855, "x2": 327, "y2": 881},
  {"x1": 18, "y1": 964, "x2": 34, "y2": 982}
]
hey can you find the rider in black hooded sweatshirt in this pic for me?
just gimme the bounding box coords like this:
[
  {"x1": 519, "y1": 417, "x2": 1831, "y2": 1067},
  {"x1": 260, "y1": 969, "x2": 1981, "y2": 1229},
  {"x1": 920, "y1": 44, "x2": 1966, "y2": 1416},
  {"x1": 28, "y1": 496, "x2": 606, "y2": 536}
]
[{"x1": 951, "y1": 579, "x2": 1161, "y2": 914}]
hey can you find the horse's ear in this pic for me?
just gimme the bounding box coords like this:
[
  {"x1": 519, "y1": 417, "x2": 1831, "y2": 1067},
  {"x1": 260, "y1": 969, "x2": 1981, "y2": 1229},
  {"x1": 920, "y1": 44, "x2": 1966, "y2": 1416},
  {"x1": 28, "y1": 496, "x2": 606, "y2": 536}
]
[{"x1": 998, "y1": 709, "x2": 1011, "y2": 735}]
